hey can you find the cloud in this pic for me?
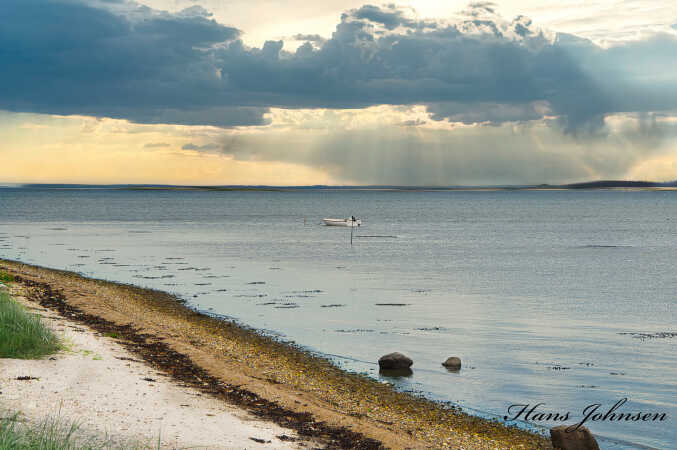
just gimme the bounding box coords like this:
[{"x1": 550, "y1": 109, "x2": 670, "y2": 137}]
[
  {"x1": 350, "y1": 4, "x2": 419, "y2": 30},
  {"x1": 207, "y1": 110, "x2": 677, "y2": 185},
  {"x1": 0, "y1": 0, "x2": 258, "y2": 127},
  {"x1": 427, "y1": 101, "x2": 551, "y2": 125},
  {"x1": 400, "y1": 119, "x2": 427, "y2": 127},
  {"x1": 143, "y1": 142, "x2": 170, "y2": 148},
  {"x1": 292, "y1": 34, "x2": 327, "y2": 43},
  {"x1": 0, "y1": 0, "x2": 675, "y2": 132},
  {"x1": 182, "y1": 142, "x2": 220, "y2": 150}
]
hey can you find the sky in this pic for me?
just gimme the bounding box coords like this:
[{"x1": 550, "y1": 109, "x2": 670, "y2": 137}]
[{"x1": 1, "y1": 0, "x2": 677, "y2": 185}]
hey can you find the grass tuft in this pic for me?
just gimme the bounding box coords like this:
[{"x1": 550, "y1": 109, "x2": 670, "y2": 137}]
[
  {"x1": 0, "y1": 271, "x2": 14, "y2": 283},
  {"x1": 0, "y1": 411, "x2": 154, "y2": 449},
  {"x1": 0, "y1": 412, "x2": 81, "y2": 450},
  {"x1": 0, "y1": 292, "x2": 62, "y2": 359}
]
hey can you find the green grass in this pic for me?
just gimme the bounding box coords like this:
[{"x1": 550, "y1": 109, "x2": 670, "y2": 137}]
[
  {"x1": 0, "y1": 271, "x2": 14, "y2": 283},
  {"x1": 0, "y1": 412, "x2": 82, "y2": 450},
  {"x1": 0, "y1": 411, "x2": 154, "y2": 449},
  {"x1": 0, "y1": 291, "x2": 62, "y2": 359}
]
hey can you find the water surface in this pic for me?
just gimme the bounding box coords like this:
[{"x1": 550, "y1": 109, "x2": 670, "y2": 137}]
[{"x1": 1, "y1": 187, "x2": 675, "y2": 449}]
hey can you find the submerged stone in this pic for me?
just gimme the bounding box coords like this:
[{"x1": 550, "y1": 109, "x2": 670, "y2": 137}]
[{"x1": 442, "y1": 357, "x2": 462, "y2": 370}]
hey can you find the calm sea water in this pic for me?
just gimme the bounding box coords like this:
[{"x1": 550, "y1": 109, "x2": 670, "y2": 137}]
[{"x1": 1, "y1": 188, "x2": 675, "y2": 449}]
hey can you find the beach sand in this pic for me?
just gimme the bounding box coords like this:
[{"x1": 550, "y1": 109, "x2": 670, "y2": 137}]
[
  {"x1": 0, "y1": 259, "x2": 552, "y2": 449},
  {"x1": 0, "y1": 292, "x2": 310, "y2": 449}
]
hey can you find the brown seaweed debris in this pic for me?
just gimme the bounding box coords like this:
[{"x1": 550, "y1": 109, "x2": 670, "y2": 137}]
[{"x1": 14, "y1": 275, "x2": 383, "y2": 450}]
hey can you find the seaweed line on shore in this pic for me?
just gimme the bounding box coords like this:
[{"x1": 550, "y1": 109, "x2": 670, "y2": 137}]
[
  {"x1": 12, "y1": 274, "x2": 383, "y2": 450},
  {"x1": 1, "y1": 259, "x2": 551, "y2": 449}
]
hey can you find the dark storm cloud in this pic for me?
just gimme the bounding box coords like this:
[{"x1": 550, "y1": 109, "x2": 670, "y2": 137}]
[
  {"x1": 350, "y1": 4, "x2": 418, "y2": 30},
  {"x1": 426, "y1": 101, "x2": 549, "y2": 125},
  {"x1": 1, "y1": 0, "x2": 676, "y2": 129},
  {"x1": 0, "y1": 0, "x2": 266, "y2": 127}
]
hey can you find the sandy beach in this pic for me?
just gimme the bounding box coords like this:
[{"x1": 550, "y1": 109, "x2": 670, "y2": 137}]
[
  {"x1": 0, "y1": 290, "x2": 310, "y2": 449},
  {"x1": 0, "y1": 259, "x2": 551, "y2": 449}
]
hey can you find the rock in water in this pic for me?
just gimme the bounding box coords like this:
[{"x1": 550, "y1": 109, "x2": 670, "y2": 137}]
[
  {"x1": 378, "y1": 352, "x2": 413, "y2": 370},
  {"x1": 442, "y1": 357, "x2": 461, "y2": 370},
  {"x1": 550, "y1": 425, "x2": 600, "y2": 450},
  {"x1": 379, "y1": 367, "x2": 413, "y2": 378}
]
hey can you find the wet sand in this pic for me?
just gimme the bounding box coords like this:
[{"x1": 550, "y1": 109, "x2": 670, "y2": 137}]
[{"x1": 0, "y1": 258, "x2": 551, "y2": 449}]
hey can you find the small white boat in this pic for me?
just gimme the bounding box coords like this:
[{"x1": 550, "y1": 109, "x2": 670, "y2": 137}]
[{"x1": 323, "y1": 217, "x2": 361, "y2": 227}]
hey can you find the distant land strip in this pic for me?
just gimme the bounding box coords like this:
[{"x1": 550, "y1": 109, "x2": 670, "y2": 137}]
[{"x1": 6, "y1": 180, "x2": 677, "y2": 191}]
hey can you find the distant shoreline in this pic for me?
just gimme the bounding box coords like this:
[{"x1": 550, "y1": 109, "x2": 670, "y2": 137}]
[{"x1": 5, "y1": 180, "x2": 677, "y2": 192}]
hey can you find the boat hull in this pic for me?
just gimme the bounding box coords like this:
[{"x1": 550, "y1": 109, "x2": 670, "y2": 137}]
[{"x1": 323, "y1": 218, "x2": 361, "y2": 227}]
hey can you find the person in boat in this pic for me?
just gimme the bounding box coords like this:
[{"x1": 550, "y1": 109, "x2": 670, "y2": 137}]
[{"x1": 351, "y1": 216, "x2": 356, "y2": 222}]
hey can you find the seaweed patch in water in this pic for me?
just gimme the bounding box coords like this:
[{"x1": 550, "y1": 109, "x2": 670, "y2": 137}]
[
  {"x1": 375, "y1": 303, "x2": 410, "y2": 307},
  {"x1": 578, "y1": 244, "x2": 632, "y2": 249},
  {"x1": 321, "y1": 304, "x2": 346, "y2": 308},
  {"x1": 618, "y1": 331, "x2": 677, "y2": 340}
]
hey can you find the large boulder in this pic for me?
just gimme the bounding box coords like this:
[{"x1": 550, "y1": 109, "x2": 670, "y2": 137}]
[
  {"x1": 442, "y1": 357, "x2": 462, "y2": 370},
  {"x1": 378, "y1": 352, "x2": 413, "y2": 370},
  {"x1": 550, "y1": 425, "x2": 600, "y2": 450}
]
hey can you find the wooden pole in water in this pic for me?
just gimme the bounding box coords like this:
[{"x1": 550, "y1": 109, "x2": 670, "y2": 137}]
[{"x1": 350, "y1": 218, "x2": 354, "y2": 245}]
